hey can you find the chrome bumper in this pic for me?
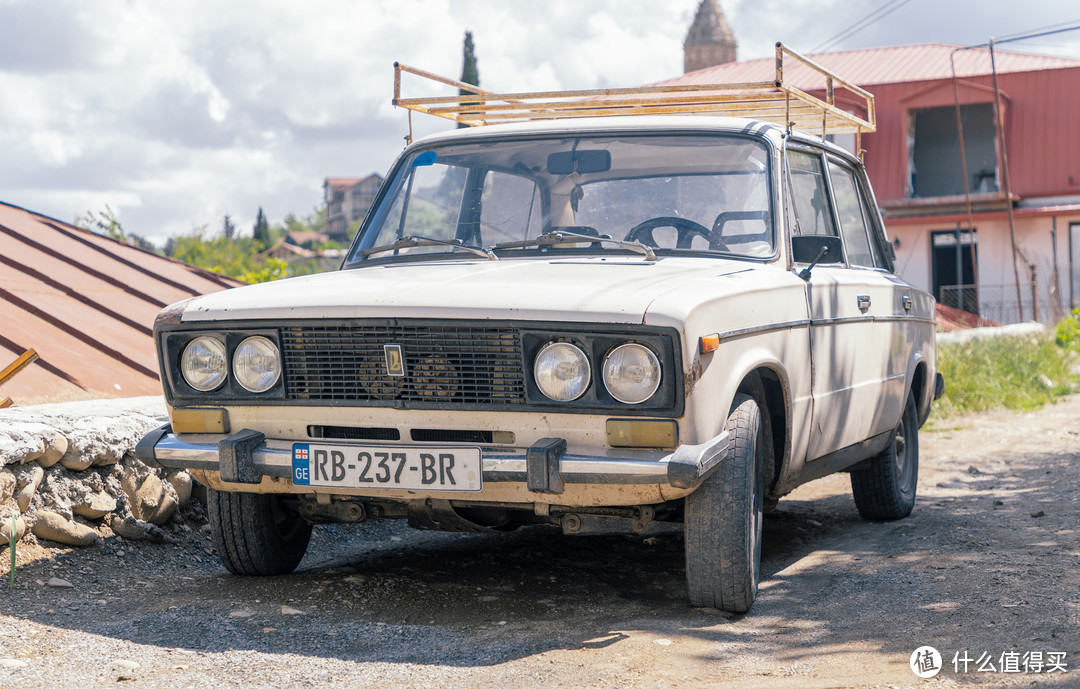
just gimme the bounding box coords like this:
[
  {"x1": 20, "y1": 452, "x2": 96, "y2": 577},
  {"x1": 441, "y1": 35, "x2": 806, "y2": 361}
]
[{"x1": 136, "y1": 425, "x2": 730, "y2": 494}]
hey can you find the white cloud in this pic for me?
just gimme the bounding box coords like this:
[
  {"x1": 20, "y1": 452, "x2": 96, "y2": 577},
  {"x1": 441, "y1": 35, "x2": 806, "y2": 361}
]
[{"x1": 0, "y1": 0, "x2": 1077, "y2": 244}]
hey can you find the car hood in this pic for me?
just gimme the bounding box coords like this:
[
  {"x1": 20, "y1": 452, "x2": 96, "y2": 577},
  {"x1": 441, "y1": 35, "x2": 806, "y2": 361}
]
[{"x1": 177, "y1": 256, "x2": 757, "y2": 325}]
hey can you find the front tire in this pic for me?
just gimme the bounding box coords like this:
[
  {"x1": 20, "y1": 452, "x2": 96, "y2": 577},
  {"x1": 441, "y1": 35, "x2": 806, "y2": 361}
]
[
  {"x1": 208, "y1": 489, "x2": 312, "y2": 575},
  {"x1": 850, "y1": 390, "x2": 919, "y2": 520},
  {"x1": 685, "y1": 394, "x2": 764, "y2": 612}
]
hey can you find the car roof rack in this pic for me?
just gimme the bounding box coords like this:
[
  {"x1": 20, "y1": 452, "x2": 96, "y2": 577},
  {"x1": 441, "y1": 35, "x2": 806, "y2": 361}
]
[{"x1": 393, "y1": 42, "x2": 875, "y2": 145}]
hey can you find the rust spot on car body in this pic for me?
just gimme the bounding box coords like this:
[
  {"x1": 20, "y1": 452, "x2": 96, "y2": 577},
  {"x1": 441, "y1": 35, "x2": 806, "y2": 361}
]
[{"x1": 684, "y1": 358, "x2": 703, "y2": 398}]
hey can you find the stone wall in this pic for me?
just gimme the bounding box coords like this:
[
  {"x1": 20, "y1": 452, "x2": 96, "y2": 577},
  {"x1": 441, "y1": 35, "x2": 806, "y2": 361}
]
[{"x1": 0, "y1": 397, "x2": 193, "y2": 548}]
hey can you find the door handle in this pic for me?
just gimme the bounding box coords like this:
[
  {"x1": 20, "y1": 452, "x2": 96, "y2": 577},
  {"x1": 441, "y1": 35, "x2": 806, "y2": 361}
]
[
  {"x1": 857, "y1": 294, "x2": 871, "y2": 311},
  {"x1": 902, "y1": 295, "x2": 913, "y2": 311}
]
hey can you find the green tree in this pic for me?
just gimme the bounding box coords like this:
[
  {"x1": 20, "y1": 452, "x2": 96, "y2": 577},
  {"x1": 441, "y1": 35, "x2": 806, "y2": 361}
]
[
  {"x1": 75, "y1": 205, "x2": 155, "y2": 250},
  {"x1": 222, "y1": 214, "x2": 236, "y2": 240},
  {"x1": 75, "y1": 205, "x2": 125, "y2": 242},
  {"x1": 458, "y1": 30, "x2": 479, "y2": 129},
  {"x1": 253, "y1": 207, "x2": 271, "y2": 248}
]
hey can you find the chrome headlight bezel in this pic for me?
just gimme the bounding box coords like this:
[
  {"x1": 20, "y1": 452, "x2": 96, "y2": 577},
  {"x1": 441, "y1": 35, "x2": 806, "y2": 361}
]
[
  {"x1": 232, "y1": 335, "x2": 282, "y2": 393},
  {"x1": 179, "y1": 336, "x2": 228, "y2": 392}
]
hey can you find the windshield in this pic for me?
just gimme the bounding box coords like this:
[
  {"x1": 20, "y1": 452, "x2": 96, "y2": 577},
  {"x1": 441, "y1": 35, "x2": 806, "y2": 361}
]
[{"x1": 346, "y1": 133, "x2": 773, "y2": 265}]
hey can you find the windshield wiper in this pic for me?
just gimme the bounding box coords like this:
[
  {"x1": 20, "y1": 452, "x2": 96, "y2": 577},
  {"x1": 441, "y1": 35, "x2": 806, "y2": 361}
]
[
  {"x1": 358, "y1": 235, "x2": 498, "y2": 261},
  {"x1": 492, "y1": 230, "x2": 656, "y2": 261}
]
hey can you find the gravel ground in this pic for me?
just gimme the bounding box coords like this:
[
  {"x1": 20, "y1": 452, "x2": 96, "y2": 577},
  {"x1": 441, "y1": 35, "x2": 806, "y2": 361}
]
[{"x1": 1, "y1": 395, "x2": 1079, "y2": 688}]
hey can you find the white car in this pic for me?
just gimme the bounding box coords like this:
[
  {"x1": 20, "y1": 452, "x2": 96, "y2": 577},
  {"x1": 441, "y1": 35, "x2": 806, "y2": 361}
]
[{"x1": 139, "y1": 111, "x2": 941, "y2": 613}]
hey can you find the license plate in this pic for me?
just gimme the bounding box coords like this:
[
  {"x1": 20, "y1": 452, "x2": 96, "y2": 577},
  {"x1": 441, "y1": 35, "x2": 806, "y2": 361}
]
[{"x1": 291, "y1": 443, "x2": 482, "y2": 491}]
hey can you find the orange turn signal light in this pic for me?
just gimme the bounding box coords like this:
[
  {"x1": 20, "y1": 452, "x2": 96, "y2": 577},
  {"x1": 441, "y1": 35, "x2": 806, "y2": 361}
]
[{"x1": 700, "y1": 334, "x2": 720, "y2": 354}]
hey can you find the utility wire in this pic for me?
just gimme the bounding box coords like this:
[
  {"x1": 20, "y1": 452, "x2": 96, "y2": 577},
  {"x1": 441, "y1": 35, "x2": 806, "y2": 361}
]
[
  {"x1": 994, "y1": 18, "x2": 1080, "y2": 42},
  {"x1": 810, "y1": 0, "x2": 914, "y2": 53},
  {"x1": 961, "y1": 23, "x2": 1080, "y2": 50}
]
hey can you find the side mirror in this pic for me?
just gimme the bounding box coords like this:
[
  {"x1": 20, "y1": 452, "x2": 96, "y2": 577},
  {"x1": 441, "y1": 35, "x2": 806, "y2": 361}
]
[{"x1": 791, "y1": 235, "x2": 843, "y2": 281}]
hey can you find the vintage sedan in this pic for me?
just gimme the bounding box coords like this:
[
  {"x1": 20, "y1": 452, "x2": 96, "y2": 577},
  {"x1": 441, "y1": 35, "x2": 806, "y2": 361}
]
[{"x1": 139, "y1": 110, "x2": 941, "y2": 613}]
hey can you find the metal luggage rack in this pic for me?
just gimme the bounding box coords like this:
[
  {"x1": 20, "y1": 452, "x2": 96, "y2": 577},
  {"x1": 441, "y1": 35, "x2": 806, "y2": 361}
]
[{"x1": 393, "y1": 42, "x2": 875, "y2": 142}]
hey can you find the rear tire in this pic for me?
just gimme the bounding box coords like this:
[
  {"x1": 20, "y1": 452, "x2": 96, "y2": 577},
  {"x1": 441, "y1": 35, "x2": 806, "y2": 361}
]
[
  {"x1": 208, "y1": 489, "x2": 312, "y2": 575},
  {"x1": 850, "y1": 390, "x2": 919, "y2": 520},
  {"x1": 685, "y1": 394, "x2": 764, "y2": 613}
]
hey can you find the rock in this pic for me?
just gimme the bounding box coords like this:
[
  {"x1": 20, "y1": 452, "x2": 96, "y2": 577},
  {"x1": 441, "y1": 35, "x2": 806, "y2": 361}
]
[
  {"x1": 46, "y1": 577, "x2": 74, "y2": 588},
  {"x1": 59, "y1": 453, "x2": 94, "y2": 472},
  {"x1": 1031, "y1": 510, "x2": 1046, "y2": 518},
  {"x1": 166, "y1": 470, "x2": 194, "y2": 507},
  {"x1": 0, "y1": 468, "x2": 15, "y2": 504},
  {"x1": 107, "y1": 515, "x2": 177, "y2": 544},
  {"x1": 38, "y1": 434, "x2": 68, "y2": 468},
  {"x1": 111, "y1": 660, "x2": 140, "y2": 671},
  {"x1": 71, "y1": 492, "x2": 117, "y2": 520},
  {"x1": 23, "y1": 439, "x2": 45, "y2": 464},
  {"x1": 281, "y1": 605, "x2": 305, "y2": 615},
  {"x1": 31, "y1": 511, "x2": 100, "y2": 547},
  {"x1": 0, "y1": 659, "x2": 29, "y2": 668},
  {"x1": 15, "y1": 465, "x2": 44, "y2": 513},
  {"x1": 229, "y1": 609, "x2": 255, "y2": 618},
  {"x1": 1, "y1": 514, "x2": 26, "y2": 543},
  {"x1": 122, "y1": 468, "x2": 178, "y2": 525}
]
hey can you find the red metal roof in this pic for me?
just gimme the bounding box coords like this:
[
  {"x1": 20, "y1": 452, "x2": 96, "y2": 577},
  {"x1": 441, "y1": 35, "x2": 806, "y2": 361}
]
[
  {"x1": 0, "y1": 201, "x2": 243, "y2": 404},
  {"x1": 658, "y1": 43, "x2": 1080, "y2": 91}
]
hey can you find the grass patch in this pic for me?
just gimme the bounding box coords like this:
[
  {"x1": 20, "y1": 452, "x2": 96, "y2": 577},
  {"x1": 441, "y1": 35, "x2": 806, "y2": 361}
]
[{"x1": 930, "y1": 333, "x2": 1076, "y2": 421}]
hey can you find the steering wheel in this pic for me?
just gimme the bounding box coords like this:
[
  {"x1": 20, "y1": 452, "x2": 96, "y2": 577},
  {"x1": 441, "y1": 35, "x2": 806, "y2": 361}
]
[{"x1": 624, "y1": 216, "x2": 712, "y2": 249}]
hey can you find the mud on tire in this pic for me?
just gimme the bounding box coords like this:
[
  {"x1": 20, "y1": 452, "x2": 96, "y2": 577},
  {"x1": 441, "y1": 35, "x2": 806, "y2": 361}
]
[{"x1": 684, "y1": 393, "x2": 765, "y2": 613}]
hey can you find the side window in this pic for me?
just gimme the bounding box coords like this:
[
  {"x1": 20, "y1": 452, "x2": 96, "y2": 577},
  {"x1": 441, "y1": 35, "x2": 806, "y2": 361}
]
[
  {"x1": 857, "y1": 176, "x2": 892, "y2": 271},
  {"x1": 787, "y1": 150, "x2": 837, "y2": 238},
  {"x1": 480, "y1": 171, "x2": 542, "y2": 245},
  {"x1": 827, "y1": 159, "x2": 875, "y2": 268}
]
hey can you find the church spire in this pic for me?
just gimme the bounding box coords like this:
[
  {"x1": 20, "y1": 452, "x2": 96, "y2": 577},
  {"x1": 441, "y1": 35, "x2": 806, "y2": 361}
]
[{"x1": 684, "y1": 0, "x2": 737, "y2": 73}]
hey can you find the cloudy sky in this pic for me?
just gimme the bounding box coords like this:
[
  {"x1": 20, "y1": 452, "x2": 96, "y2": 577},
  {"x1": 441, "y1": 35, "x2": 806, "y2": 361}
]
[{"x1": 1, "y1": 0, "x2": 1078, "y2": 244}]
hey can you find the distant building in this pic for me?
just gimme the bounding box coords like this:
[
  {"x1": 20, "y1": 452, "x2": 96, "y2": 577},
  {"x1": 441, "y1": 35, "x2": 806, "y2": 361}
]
[
  {"x1": 684, "y1": 0, "x2": 737, "y2": 73},
  {"x1": 661, "y1": 43, "x2": 1080, "y2": 324},
  {"x1": 324, "y1": 174, "x2": 383, "y2": 241}
]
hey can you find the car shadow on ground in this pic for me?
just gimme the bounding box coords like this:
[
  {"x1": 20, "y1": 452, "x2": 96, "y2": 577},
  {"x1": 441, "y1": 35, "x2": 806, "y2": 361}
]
[{"x1": 2, "y1": 447, "x2": 1076, "y2": 669}]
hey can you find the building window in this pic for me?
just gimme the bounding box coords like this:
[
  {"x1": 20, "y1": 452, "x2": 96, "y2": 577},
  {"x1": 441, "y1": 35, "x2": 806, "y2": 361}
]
[{"x1": 909, "y1": 103, "x2": 997, "y2": 198}]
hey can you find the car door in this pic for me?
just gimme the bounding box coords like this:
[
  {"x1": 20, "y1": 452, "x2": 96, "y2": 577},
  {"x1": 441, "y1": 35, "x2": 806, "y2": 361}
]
[{"x1": 787, "y1": 147, "x2": 899, "y2": 460}]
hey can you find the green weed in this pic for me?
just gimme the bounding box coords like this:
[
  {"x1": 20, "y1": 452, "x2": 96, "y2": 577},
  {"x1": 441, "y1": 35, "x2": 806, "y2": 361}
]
[{"x1": 930, "y1": 333, "x2": 1076, "y2": 421}]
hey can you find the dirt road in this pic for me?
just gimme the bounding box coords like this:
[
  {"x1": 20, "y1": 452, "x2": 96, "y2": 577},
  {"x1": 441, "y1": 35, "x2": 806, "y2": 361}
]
[{"x1": 1, "y1": 396, "x2": 1078, "y2": 688}]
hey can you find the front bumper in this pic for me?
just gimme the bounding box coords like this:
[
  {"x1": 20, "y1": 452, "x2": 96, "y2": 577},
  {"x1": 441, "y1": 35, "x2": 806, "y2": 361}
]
[{"x1": 136, "y1": 425, "x2": 730, "y2": 495}]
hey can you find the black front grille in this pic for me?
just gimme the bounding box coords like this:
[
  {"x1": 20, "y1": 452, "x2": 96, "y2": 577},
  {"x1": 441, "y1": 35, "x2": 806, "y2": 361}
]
[{"x1": 281, "y1": 324, "x2": 526, "y2": 406}]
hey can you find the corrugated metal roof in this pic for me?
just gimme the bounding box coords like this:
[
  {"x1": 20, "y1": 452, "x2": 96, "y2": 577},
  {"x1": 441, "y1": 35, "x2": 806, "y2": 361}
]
[
  {"x1": 0, "y1": 201, "x2": 243, "y2": 404},
  {"x1": 659, "y1": 43, "x2": 1080, "y2": 91}
]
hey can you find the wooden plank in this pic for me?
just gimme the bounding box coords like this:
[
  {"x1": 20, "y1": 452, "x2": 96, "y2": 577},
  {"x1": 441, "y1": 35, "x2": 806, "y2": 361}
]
[
  {"x1": 0, "y1": 349, "x2": 38, "y2": 388},
  {"x1": 0, "y1": 398, "x2": 12, "y2": 408},
  {"x1": 392, "y1": 42, "x2": 876, "y2": 135}
]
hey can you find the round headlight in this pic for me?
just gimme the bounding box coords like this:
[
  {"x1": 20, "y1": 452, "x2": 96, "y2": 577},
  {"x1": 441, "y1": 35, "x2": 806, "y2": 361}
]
[
  {"x1": 180, "y1": 336, "x2": 227, "y2": 392},
  {"x1": 603, "y1": 343, "x2": 661, "y2": 404},
  {"x1": 534, "y1": 341, "x2": 590, "y2": 402},
  {"x1": 232, "y1": 336, "x2": 281, "y2": 393}
]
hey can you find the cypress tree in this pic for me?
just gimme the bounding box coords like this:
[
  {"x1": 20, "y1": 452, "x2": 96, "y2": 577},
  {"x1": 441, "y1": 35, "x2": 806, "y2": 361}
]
[
  {"x1": 458, "y1": 31, "x2": 479, "y2": 128},
  {"x1": 253, "y1": 207, "x2": 271, "y2": 248}
]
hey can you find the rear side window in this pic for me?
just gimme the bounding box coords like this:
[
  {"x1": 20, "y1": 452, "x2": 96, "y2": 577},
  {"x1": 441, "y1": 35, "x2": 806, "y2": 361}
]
[
  {"x1": 787, "y1": 150, "x2": 837, "y2": 237},
  {"x1": 827, "y1": 159, "x2": 876, "y2": 268}
]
